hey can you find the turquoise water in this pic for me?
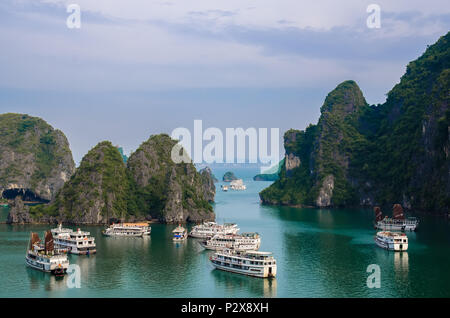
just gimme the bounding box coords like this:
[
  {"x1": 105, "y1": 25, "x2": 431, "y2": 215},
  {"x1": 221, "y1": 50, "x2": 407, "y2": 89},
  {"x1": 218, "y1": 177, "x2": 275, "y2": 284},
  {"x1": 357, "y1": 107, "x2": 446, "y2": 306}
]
[{"x1": 1, "y1": 168, "x2": 450, "y2": 297}]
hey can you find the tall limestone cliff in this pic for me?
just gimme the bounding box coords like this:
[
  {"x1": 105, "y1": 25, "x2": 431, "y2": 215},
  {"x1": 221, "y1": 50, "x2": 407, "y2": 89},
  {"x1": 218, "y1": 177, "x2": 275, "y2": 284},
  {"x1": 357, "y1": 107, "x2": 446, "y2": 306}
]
[
  {"x1": 353, "y1": 31, "x2": 450, "y2": 212},
  {"x1": 28, "y1": 141, "x2": 131, "y2": 224},
  {"x1": 261, "y1": 32, "x2": 449, "y2": 213},
  {"x1": 0, "y1": 113, "x2": 75, "y2": 202},
  {"x1": 127, "y1": 134, "x2": 215, "y2": 223},
  {"x1": 260, "y1": 81, "x2": 367, "y2": 207},
  {"x1": 18, "y1": 135, "x2": 215, "y2": 224},
  {"x1": 199, "y1": 167, "x2": 216, "y2": 203}
]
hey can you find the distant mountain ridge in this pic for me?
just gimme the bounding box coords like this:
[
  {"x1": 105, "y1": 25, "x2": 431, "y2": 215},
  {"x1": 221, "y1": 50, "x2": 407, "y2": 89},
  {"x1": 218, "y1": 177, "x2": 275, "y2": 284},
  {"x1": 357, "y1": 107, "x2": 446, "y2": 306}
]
[{"x1": 260, "y1": 32, "x2": 450, "y2": 214}]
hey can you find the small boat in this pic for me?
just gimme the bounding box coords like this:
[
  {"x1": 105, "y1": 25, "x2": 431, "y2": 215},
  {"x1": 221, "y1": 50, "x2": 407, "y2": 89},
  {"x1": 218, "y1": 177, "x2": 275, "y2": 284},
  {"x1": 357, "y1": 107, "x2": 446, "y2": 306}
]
[
  {"x1": 221, "y1": 185, "x2": 229, "y2": 192},
  {"x1": 199, "y1": 232, "x2": 261, "y2": 251},
  {"x1": 375, "y1": 231, "x2": 408, "y2": 251},
  {"x1": 102, "y1": 223, "x2": 145, "y2": 237},
  {"x1": 25, "y1": 231, "x2": 70, "y2": 275},
  {"x1": 51, "y1": 224, "x2": 96, "y2": 255},
  {"x1": 210, "y1": 249, "x2": 277, "y2": 278},
  {"x1": 374, "y1": 205, "x2": 418, "y2": 231},
  {"x1": 173, "y1": 225, "x2": 187, "y2": 241},
  {"x1": 189, "y1": 222, "x2": 239, "y2": 239}
]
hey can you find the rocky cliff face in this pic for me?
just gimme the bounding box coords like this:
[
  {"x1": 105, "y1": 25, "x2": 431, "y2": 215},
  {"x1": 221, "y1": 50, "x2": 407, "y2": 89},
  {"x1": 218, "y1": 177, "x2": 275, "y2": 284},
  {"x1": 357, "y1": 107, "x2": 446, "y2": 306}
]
[
  {"x1": 27, "y1": 141, "x2": 131, "y2": 224},
  {"x1": 260, "y1": 32, "x2": 449, "y2": 213},
  {"x1": 6, "y1": 196, "x2": 32, "y2": 224},
  {"x1": 260, "y1": 81, "x2": 367, "y2": 207},
  {"x1": 127, "y1": 134, "x2": 214, "y2": 223},
  {"x1": 199, "y1": 167, "x2": 216, "y2": 203},
  {"x1": 0, "y1": 113, "x2": 75, "y2": 202},
  {"x1": 7, "y1": 133, "x2": 216, "y2": 224}
]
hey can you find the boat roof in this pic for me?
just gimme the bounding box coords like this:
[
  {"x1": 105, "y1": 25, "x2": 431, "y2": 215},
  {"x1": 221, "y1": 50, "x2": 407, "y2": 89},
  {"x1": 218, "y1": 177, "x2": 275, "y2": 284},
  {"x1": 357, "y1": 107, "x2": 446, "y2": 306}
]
[
  {"x1": 121, "y1": 222, "x2": 150, "y2": 227},
  {"x1": 245, "y1": 250, "x2": 272, "y2": 255},
  {"x1": 241, "y1": 232, "x2": 259, "y2": 236},
  {"x1": 377, "y1": 231, "x2": 407, "y2": 237}
]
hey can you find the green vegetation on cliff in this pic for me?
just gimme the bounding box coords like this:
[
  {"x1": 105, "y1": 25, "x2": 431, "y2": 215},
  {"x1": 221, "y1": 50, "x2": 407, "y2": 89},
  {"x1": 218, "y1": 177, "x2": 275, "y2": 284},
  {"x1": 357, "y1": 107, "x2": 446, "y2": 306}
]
[
  {"x1": 0, "y1": 113, "x2": 75, "y2": 201},
  {"x1": 352, "y1": 32, "x2": 450, "y2": 211},
  {"x1": 260, "y1": 80, "x2": 367, "y2": 207},
  {"x1": 23, "y1": 134, "x2": 215, "y2": 224},
  {"x1": 260, "y1": 32, "x2": 450, "y2": 213},
  {"x1": 30, "y1": 141, "x2": 132, "y2": 223},
  {"x1": 127, "y1": 134, "x2": 214, "y2": 222},
  {"x1": 260, "y1": 125, "x2": 317, "y2": 205}
]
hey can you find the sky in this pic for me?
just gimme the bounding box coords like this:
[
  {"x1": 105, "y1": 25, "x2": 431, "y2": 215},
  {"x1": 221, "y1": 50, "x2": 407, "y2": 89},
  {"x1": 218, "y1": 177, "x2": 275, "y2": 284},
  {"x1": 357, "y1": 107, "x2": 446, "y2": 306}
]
[{"x1": 0, "y1": 0, "x2": 449, "y2": 165}]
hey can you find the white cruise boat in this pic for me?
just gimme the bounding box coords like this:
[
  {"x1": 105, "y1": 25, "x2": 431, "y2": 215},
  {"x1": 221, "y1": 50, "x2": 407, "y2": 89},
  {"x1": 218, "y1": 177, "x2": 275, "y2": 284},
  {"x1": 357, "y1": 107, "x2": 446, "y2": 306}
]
[
  {"x1": 375, "y1": 231, "x2": 408, "y2": 251},
  {"x1": 121, "y1": 223, "x2": 151, "y2": 235},
  {"x1": 51, "y1": 224, "x2": 96, "y2": 255},
  {"x1": 173, "y1": 225, "x2": 188, "y2": 241},
  {"x1": 374, "y1": 205, "x2": 419, "y2": 231},
  {"x1": 210, "y1": 249, "x2": 277, "y2": 278},
  {"x1": 230, "y1": 179, "x2": 246, "y2": 190},
  {"x1": 102, "y1": 223, "x2": 146, "y2": 237},
  {"x1": 189, "y1": 222, "x2": 239, "y2": 239},
  {"x1": 199, "y1": 232, "x2": 261, "y2": 251},
  {"x1": 25, "y1": 231, "x2": 69, "y2": 275}
]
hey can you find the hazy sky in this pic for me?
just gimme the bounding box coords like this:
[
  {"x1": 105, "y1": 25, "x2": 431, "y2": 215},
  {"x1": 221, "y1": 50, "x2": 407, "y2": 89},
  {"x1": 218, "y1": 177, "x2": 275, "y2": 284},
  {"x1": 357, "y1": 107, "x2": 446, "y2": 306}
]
[{"x1": 0, "y1": 0, "x2": 449, "y2": 164}]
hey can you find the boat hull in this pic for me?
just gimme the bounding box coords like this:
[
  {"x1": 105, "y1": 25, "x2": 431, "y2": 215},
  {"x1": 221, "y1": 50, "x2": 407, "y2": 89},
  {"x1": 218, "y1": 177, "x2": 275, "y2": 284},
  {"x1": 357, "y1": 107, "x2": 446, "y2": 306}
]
[
  {"x1": 102, "y1": 231, "x2": 143, "y2": 237},
  {"x1": 375, "y1": 237, "x2": 408, "y2": 251},
  {"x1": 25, "y1": 256, "x2": 69, "y2": 274},
  {"x1": 210, "y1": 261, "x2": 276, "y2": 278}
]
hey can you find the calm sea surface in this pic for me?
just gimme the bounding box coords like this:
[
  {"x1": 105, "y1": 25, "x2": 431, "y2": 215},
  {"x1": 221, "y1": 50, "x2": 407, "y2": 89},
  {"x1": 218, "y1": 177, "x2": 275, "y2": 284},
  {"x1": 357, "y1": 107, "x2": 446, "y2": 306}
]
[{"x1": 1, "y1": 167, "x2": 450, "y2": 298}]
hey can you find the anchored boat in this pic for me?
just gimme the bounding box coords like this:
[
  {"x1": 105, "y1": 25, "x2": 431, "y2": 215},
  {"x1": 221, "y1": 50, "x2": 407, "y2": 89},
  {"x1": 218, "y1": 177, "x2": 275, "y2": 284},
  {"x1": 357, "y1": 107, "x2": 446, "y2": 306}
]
[
  {"x1": 51, "y1": 224, "x2": 96, "y2": 255},
  {"x1": 210, "y1": 249, "x2": 277, "y2": 278},
  {"x1": 173, "y1": 225, "x2": 188, "y2": 241},
  {"x1": 374, "y1": 205, "x2": 418, "y2": 231},
  {"x1": 375, "y1": 231, "x2": 408, "y2": 251},
  {"x1": 199, "y1": 232, "x2": 261, "y2": 251},
  {"x1": 102, "y1": 223, "x2": 147, "y2": 237},
  {"x1": 189, "y1": 221, "x2": 239, "y2": 239},
  {"x1": 25, "y1": 231, "x2": 69, "y2": 275}
]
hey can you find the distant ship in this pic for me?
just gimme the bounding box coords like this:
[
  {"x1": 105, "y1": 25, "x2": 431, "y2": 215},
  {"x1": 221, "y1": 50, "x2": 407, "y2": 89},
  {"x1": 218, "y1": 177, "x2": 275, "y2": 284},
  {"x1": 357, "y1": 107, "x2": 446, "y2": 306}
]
[
  {"x1": 210, "y1": 249, "x2": 277, "y2": 278},
  {"x1": 51, "y1": 224, "x2": 96, "y2": 255},
  {"x1": 199, "y1": 232, "x2": 261, "y2": 251},
  {"x1": 375, "y1": 231, "x2": 408, "y2": 251},
  {"x1": 374, "y1": 205, "x2": 419, "y2": 231},
  {"x1": 229, "y1": 179, "x2": 246, "y2": 190},
  {"x1": 189, "y1": 222, "x2": 239, "y2": 239},
  {"x1": 25, "y1": 231, "x2": 69, "y2": 275}
]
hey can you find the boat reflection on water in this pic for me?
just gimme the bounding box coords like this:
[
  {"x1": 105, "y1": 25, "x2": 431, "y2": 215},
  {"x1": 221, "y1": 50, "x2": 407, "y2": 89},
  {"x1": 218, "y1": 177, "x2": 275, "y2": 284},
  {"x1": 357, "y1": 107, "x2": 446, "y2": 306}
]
[
  {"x1": 394, "y1": 251, "x2": 409, "y2": 273},
  {"x1": 26, "y1": 266, "x2": 67, "y2": 292},
  {"x1": 211, "y1": 268, "x2": 277, "y2": 298}
]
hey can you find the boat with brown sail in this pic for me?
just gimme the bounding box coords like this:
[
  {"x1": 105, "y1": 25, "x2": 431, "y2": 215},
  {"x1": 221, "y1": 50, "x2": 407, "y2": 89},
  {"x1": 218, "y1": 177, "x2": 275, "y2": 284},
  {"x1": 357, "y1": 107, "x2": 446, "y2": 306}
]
[
  {"x1": 374, "y1": 204, "x2": 418, "y2": 231},
  {"x1": 25, "y1": 231, "x2": 70, "y2": 276}
]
